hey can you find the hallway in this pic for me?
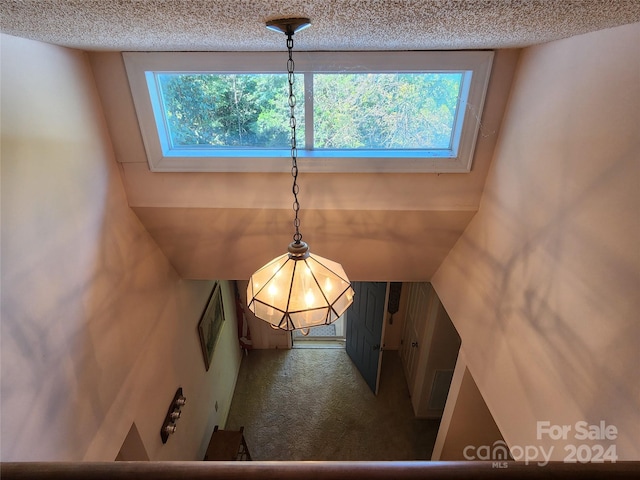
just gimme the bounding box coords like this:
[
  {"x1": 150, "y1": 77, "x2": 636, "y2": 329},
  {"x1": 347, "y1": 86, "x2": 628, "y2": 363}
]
[{"x1": 225, "y1": 348, "x2": 440, "y2": 460}]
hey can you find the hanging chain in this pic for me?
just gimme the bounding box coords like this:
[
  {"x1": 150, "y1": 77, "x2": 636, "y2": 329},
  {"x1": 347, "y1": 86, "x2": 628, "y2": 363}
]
[{"x1": 287, "y1": 33, "x2": 303, "y2": 245}]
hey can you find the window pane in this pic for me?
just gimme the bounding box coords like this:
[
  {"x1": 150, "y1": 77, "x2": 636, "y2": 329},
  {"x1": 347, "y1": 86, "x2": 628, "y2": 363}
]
[
  {"x1": 157, "y1": 73, "x2": 304, "y2": 149},
  {"x1": 313, "y1": 73, "x2": 462, "y2": 149}
]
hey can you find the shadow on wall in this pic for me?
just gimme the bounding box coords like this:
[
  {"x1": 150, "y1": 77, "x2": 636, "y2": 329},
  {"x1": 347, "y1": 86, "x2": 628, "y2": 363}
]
[
  {"x1": 1, "y1": 34, "x2": 242, "y2": 462},
  {"x1": 443, "y1": 154, "x2": 639, "y2": 448}
]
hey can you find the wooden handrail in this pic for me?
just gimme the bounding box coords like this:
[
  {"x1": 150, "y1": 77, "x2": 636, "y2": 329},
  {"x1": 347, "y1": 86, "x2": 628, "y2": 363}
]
[{"x1": 2, "y1": 461, "x2": 639, "y2": 479}]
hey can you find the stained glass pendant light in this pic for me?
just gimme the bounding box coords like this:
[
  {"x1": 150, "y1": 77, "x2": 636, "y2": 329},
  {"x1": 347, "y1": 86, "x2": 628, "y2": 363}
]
[{"x1": 247, "y1": 18, "x2": 354, "y2": 333}]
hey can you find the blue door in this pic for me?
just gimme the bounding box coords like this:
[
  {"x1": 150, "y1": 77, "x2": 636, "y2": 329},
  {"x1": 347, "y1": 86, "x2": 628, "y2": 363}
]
[{"x1": 346, "y1": 282, "x2": 387, "y2": 393}]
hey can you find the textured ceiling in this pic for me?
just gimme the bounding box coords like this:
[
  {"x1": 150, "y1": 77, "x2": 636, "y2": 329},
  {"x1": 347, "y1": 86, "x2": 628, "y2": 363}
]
[{"x1": 2, "y1": 0, "x2": 639, "y2": 51}]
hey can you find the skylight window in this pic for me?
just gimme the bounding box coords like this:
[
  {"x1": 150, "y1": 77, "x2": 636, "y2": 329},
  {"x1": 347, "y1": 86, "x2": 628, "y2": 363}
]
[
  {"x1": 124, "y1": 51, "x2": 493, "y2": 172},
  {"x1": 157, "y1": 73, "x2": 303, "y2": 150},
  {"x1": 313, "y1": 73, "x2": 463, "y2": 150}
]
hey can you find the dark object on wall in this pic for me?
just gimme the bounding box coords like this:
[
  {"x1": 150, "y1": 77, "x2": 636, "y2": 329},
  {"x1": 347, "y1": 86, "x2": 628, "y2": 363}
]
[
  {"x1": 160, "y1": 387, "x2": 186, "y2": 444},
  {"x1": 387, "y1": 282, "x2": 403, "y2": 324},
  {"x1": 198, "y1": 282, "x2": 225, "y2": 371}
]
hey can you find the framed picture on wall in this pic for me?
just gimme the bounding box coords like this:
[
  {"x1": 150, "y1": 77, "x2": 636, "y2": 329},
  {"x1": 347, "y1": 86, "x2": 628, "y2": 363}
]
[{"x1": 198, "y1": 282, "x2": 225, "y2": 371}]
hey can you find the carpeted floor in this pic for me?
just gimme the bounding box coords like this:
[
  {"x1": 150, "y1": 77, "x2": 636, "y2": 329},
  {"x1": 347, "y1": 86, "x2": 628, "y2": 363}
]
[{"x1": 225, "y1": 348, "x2": 440, "y2": 461}]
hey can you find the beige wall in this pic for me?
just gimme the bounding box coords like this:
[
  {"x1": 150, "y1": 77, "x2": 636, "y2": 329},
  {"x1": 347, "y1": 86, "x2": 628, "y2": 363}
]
[
  {"x1": 1, "y1": 34, "x2": 241, "y2": 461},
  {"x1": 432, "y1": 23, "x2": 640, "y2": 460},
  {"x1": 432, "y1": 352, "x2": 506, "y2": 461}
]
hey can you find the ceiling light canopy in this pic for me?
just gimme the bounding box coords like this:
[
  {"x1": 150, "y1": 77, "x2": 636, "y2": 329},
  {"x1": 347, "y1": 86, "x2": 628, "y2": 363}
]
[
  {"x1": 247, "y1": 18, "x2": 354, "y2": 333},
  {"x1": 265, "y1": 18, "x2": 311, "y2": 35}
]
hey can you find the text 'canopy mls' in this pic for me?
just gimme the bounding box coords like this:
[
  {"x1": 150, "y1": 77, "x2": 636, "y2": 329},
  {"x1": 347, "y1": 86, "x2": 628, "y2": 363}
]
[{"x1": 157, "y1": 72, "x2": 462, "y2": 150}]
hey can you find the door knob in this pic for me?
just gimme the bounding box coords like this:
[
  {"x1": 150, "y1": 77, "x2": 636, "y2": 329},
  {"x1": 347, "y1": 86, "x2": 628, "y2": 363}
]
[
  {"x1": 373, "y1": 344, "x2": 380, "y2": 351},
  {"x1": 411, "y1": 341, "x2": 419, "y2": 348}
]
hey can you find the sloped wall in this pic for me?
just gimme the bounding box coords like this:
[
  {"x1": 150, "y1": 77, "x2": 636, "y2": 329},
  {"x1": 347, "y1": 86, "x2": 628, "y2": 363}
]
[
  {"x1": 432, "y1": 23, "x2": 640, "y2": 460},
  {"x1": 1, "y1": 34, "x2": 241, "y2": 461}
]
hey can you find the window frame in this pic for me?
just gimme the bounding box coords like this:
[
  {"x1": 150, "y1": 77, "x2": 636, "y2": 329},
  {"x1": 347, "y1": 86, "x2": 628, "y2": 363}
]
[{"x1": 123, "y1": 50, "x2": 494, "y2": 173}]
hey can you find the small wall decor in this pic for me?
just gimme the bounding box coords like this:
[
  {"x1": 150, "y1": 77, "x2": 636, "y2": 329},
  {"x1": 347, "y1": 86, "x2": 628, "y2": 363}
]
[
  {"x1": 160, "y1": 387, "x2": 186, "y2": 444},
  {"x1": 198, "y1": 281, "x2": 225, "y2": 371}
]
